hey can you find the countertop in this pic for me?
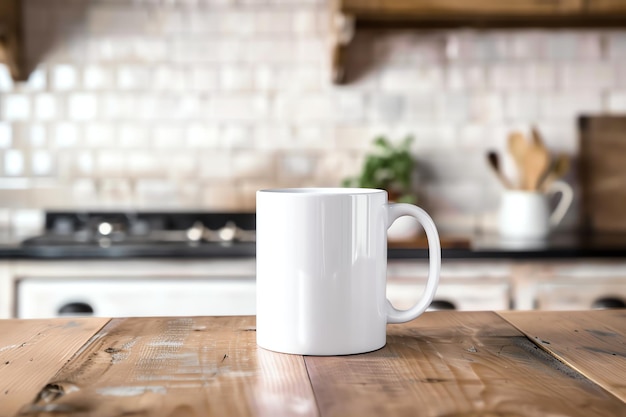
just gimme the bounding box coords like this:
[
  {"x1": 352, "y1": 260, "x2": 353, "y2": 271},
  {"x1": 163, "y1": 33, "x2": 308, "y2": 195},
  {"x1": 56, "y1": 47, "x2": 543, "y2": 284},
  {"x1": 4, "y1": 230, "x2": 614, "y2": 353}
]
[
  {"x1": 1, "y1": 310, "x2": 624, "y2": 416},
  {"x1": 3, "y1": 232, "x2": 626, "y2": 260}
]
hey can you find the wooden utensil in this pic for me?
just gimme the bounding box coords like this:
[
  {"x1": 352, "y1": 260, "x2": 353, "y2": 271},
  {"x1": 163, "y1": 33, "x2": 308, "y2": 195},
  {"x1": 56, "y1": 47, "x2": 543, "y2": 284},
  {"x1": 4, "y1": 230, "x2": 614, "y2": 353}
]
[
  {"x1": 508, "y1": 131, "x2": 528, "y2": 188},
  {"x1": 524, "y1": 127, "x2": 552, "y2": 190},
  {"x1": 523, "y1": 142, "x2": 551, "y2": 191},
  {"x1": 486, "y1": 151, "x2": 513, "y2": 189},
  {"x1": 540, "y1": 153, "x2": 570, "y2": 191}
]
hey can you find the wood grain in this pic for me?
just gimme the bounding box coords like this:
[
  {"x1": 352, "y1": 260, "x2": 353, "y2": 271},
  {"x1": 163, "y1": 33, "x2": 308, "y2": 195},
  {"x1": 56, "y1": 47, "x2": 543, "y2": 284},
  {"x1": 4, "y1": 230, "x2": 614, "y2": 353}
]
[
  {"x1": 16, "y1": 316, "x2": 318, "y2": 417},
  {"x1": 305, "y1": 311, "x2": 626, "y2": 417},
  {"x1": 579, "y1": 116, "x2": 626, "y2": 233},
  {"x1": 499, "y1": 310, "x2": 626, "y2": 402},
  {"x1": 342, "y1": 0, "x2": 583, "y2": 17},
  {"x1": 0, "y1": 318, "x2": 109, "y2": 417}
]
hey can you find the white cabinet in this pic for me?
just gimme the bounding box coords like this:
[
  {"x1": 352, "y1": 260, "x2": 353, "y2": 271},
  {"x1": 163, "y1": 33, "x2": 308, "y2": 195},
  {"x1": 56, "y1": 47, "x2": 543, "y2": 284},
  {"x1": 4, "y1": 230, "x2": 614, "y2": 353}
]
[
  {"x1": 515, "y1": 261, "x2": 626, "y2": 310},
  {"x1": 387, "y1": 260, "x2": 511, "y2": 311},
  {"x1": 18, "y1": 278, "x2": 256, "y2": 318},
  {"x1": 8, "y1": 259, "x2": 256, "y2": 319},
  {"x1": 3, "y1": 258, "x2": 626, "y2": 318}
]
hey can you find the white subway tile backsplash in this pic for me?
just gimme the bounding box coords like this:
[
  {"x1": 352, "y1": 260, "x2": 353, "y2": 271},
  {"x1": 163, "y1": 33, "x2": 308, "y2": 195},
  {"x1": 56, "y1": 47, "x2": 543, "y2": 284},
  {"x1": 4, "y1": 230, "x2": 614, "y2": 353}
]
[
  {"x1": 51, "y1": 65, "x2": 78, "y2": 90},
  {"x1": 221, "y1": 125, "x2": 252, "y2": 148},
  {"x1": 254, "y1": 125, "x2": 292, "y2": 149},
  {"x1": 539, "y1": 93, "x2": 603, "y2": 120},
  {"x1": 606, "y1": 32, "x2": 626, "y2": 60},
  {"x1": 166, "y1": 153, "x2": 198, "y2": 179},
  {"x1": 446, "y1": 64, "x2": 486, "y2": 91},
  {"x1": 334, "y1": 91, "x2": 366, "y2": 121},
  {"x1": 199, "y1": 150, "x2": 232, "y2": 179},
  {"x1": 190, "y1": 67, "x2": 219, "y2": 91},
  {"x1": 96, "y1": 150, "x2": 127, "y2": 176},
  {"x1": 254, "y1": 10, "x2": 293, "y2": 34},
  {"x1": 0, "y1": 123, "x2": 12, "y2": 148},
  {"x1": 438, "y1": 93, "x2": 469, "y2": 123},
  {"x1": 71, "y1": 179, "x2": 98, "y2": 206},
  {"x1": 274, "y1": 94, "x2": 333, "y2": 122},
  {"x1": 334, "y1": 125, "x2": 374, "y2": 150},
  {"x1": 232, "y1": 150, "x2": 275, "y2": 179},
  {"x1": 187, "y1": 123, "x2": 220, "y2": 148},
  {"x1": 135, "y1": 179, "x2": 180, "y2": 207},
  {"x1": 23, "y1": 68, "x2": 47, "y2": 91},
  {"x1": 504, "y1": 94, "x2": 540, "y2": 122},
  {"x1": 53, "y1": 123, "x2": 80, "y2": 148},
  {"x1": 34, "y1": 94, "x2": 60, "y2": 120},
  {"x1": 210, "y1": 95, "x2": 270, "y2": 121},
  {"x1": 0, "y1": 65, "x2": 13, "y2": 91},
  {"x1": 4, "y1": 150, "x2": 24, "y2": 176},
  {"x1": 293, "y1": 10, "x2": 318, "y2": 34},
  {"x1": 153, "y1": 66, "x2": 188, "y2": 91},
  {"x1": 68, "y1": 93, "x2": 98, "y2": 121},
  {"x1": 85, "y1": 124, "x2": 116, "y2": 147},
  {"x1": 608, "y1": 92, "x2": 626, "y2": 112},
  {"x1": 279, "y1": 152, "x2": 316, "y2": 179},
  {"x1": 1, "y1": 0, "x2": 625, "y2": 224},
  {"x1": 522, "y1": 63, "x2": 557, "y2": 91},
  {"x1": 28, "y1": 125, "x2": 46, "y2": 148},
  {"x1": 99, "y1": 178, "x2": 133, "y2": 206},
  {"x1": 294, "y1": 125, "x2": 334, "y2": 149},
  {"x1": 127, "y1": 152, "x2": 163, "y2": 177},
  {"x1": 117, "y1": 65, "x2": 152, "y2": 90},
  {"x1": 219, "y1": 66, "x2": 254, "y2": 91},
  {"x1": 84, "y1": 65, "x2": 114, "y2": 90},
  {"x1": 200, "y1": 183, "x2": 240, "y2": 210},
  {"x1": 153, "y1": 125, "x2": 185, "y2": 148},
  {"x1": 58, "y1": 150, "x2": 95, "y2": 178},
  {"x1": 469, "y1": 93, "x2": 504, "y2": 123},
  {"x1": 2, "y1": 94, "x2": 31, "y2": 121},
  {"x1": 380, "y1": 68, "x2": 444, "y2": 92},
  {"x1": 31, "y1": 150, "x2": 54, "y2": 176},
  {"x1": 119, "y1": 124, "x2": 151, "y2": 148},
  {"x1": 367, "y1": 94, "x2": 406, "y2": 123},
  {"x1": 488, "y1": 64, "x2": 523, "y2": 91},
  {"x1": 559, "y1": 63, "x2": 614, "y2": 90}
]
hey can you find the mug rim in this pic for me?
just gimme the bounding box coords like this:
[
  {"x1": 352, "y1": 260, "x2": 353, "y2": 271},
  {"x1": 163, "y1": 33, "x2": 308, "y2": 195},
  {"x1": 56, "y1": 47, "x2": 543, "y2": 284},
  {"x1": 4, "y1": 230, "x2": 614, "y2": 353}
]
[{"x1": 258, "y1": 187, "x2": 386, "y2": 195}]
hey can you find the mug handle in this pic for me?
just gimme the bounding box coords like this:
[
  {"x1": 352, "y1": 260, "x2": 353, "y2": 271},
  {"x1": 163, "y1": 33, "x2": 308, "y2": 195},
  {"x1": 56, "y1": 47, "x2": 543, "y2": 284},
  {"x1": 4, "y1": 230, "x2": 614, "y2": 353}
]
[
  {"x1": 385, "y1": 203, "x2": 441, "y2": 324},
  {"x1": 547, "y1": 180, "x2": 573, "y2": 228}
]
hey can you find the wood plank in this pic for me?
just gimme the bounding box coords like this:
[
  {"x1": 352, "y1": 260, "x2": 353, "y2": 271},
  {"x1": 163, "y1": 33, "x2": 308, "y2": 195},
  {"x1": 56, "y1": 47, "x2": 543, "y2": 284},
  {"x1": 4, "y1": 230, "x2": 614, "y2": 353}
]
[
  {"x1": 16, "y1": 316, "x2": 318, "y2": 417},
  {"x1": 0, "y1": 318, "x2": 109, "y2": 417},
  {"x1": 342, "y1": 0, "x2": 583, "y2": 16},
  {"x1": 305, "y1": 311, "x2": 626, "y2": 417},
  {"x1": 579, "y1": 116, "x2": 626, "y2": 233},
  {"x1": 499, "y1": 310, "x2": 626, "y2": 402}
]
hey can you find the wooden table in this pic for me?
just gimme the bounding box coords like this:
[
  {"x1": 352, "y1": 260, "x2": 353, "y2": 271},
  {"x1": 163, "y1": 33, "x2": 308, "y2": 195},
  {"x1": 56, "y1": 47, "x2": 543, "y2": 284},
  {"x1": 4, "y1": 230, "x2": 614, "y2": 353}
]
[{"x1": 1, "y1": 310, "x2": 625, "y2": 417}]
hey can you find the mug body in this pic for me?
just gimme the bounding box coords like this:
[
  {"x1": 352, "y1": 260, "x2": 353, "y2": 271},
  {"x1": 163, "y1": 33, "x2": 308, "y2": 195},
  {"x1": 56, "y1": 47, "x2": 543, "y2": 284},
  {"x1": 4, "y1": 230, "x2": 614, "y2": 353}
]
[
  {"x1": 499, "y1": 191, "x2": 550, "y2": 240},
  {"x1": 256, "y1": 188, "x2": 388, "y2": 355}
]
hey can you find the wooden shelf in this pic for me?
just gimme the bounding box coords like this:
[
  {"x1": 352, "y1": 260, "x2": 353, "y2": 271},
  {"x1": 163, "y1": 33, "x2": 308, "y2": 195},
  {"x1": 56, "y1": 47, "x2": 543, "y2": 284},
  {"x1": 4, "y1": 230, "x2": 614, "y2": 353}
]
[
  {"x1": 0, "y1": 0, "x2": 22, "y2": 81},
  {"x1": 331, "y1": 0, "x2": 626, "y2": 84}
]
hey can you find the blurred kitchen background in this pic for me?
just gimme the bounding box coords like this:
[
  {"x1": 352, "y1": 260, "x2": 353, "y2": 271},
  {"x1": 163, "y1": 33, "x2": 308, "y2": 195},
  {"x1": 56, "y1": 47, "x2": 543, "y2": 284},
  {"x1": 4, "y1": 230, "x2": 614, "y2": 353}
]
[{"x1": 1, "y1": 0, "x2": 626, "y2": 318}]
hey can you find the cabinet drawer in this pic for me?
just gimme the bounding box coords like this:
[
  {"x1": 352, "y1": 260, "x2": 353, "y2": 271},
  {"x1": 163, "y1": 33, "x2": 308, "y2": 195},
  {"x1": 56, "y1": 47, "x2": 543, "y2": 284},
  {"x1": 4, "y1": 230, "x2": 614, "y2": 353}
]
[{"x1": 535, "y1": 279, "x2": 626, "y2": 310}]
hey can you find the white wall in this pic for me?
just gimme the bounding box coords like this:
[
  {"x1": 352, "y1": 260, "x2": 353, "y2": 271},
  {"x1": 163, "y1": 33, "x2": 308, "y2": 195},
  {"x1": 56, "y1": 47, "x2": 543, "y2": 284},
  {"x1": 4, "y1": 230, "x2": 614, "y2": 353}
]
[{"x1": 1, "y1": 0, "x2": 626, "y2": 233}]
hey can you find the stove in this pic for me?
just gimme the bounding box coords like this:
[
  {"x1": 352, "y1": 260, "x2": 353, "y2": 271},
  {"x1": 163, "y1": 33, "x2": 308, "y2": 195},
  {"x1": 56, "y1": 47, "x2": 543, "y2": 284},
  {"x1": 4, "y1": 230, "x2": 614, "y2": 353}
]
[{"x1": 21, "y1": 211, "x2": 256, "y2": 248}]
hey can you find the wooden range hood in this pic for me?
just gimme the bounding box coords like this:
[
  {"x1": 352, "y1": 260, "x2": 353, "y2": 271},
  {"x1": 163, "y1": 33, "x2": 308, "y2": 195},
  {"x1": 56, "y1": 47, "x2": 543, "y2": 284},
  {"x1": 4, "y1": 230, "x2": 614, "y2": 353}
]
[
  {"x1": 330, "y1": 0, "x2": 626, "y2": 83},
  {"x1": 0, "y1": 0, "x2": 21, "y2": 81}
]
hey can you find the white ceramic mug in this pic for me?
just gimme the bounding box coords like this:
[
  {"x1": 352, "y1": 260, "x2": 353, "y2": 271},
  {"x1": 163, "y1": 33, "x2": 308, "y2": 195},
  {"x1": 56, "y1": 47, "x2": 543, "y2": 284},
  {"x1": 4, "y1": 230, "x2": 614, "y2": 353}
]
[
  {"x1": 256, "y1": 188, "x2": 441, "y2": 356},
  {"x1": 499, "y1": 180, "x2": 573, "y2": 240}
]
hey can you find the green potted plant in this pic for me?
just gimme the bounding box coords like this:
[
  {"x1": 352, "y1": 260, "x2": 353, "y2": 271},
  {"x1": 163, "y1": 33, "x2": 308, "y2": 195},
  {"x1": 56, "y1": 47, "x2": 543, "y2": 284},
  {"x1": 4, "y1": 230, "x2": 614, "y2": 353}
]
[{"x1": 342, "y1": 135, "x2": 417, "y2": 204}]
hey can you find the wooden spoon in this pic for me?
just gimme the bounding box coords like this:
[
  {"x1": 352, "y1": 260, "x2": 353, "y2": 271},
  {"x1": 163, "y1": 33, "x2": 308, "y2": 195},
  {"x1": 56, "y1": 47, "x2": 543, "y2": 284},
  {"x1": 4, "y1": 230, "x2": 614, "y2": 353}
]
[
  {"x1": 508, "y1": 131, "x2": 528, "y2": 189},
  {"x1": 486, "y1": 151, "x2": 513, "y2": 189},
  {"x1": 540, "y1": 153, "x2": 570, "y2": 191},
  {"x1": 523, "y1": 143, "x2": 551, "y2": 191}
]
